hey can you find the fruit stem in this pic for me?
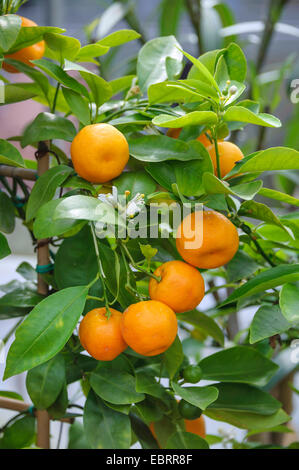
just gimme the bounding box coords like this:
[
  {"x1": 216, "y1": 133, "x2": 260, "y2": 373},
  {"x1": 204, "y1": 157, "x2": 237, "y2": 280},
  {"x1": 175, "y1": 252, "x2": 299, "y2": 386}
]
[
  {"x1": 121, "y1": 242, "x2": 162, "y2": 283},
  {"x1": 86, "y1": 295, "x2": 105, "y2": 302}
]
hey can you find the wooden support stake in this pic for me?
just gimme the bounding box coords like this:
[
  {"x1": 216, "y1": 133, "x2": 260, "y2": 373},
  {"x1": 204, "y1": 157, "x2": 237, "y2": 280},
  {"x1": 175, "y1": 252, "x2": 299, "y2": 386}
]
[
  {"x1": 0, "y1": 165, "x2": 37, "y2": 181},
  {"x1": 36, "y1": 143, "x2": 51, "y2": 449},
  {"x1": 0, "y1": 397, "x2": 73, "y2": 424}
]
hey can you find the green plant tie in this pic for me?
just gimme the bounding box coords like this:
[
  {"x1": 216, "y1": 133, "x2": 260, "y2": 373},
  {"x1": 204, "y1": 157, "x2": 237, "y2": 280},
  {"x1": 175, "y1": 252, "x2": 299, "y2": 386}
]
[
  {"x1": 36, "y1": 263, "x2": 54, "y2": 274},
  {"x1": 27, "y1": 405, "x2": 35, "y2": 416}
]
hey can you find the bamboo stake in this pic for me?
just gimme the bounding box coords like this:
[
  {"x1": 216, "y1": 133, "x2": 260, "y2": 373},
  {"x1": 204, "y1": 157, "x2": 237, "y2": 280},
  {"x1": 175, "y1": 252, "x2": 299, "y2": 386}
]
[
  {"x1": 0, "y1": 166, "x2": 37, "y2": 181},
  {"x1": 0, "y1": 397, "x2": 73, "y2": 424},
  {"x1": 36, "y1": 142, "x2": 51, "y2": 449}
]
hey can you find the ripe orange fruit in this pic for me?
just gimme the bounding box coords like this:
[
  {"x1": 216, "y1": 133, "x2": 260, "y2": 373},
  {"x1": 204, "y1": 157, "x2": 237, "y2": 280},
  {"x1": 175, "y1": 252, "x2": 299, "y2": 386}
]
[
  {"x1": 121, "y1": 300, "x2": 177, "y2": 356},
  {"x1": 206, "y1": 141, "x2": 244, "y2": 178},
  {"x1": 149, "y1": 260, "x2": 205, "y2": 313},
  {"x1": 79, "y1": 307, "x2": 127, "y2": 361},
  {"x1": 71, "y1": 123, "x2": 129, "y2": 183},
  {"x1": 166, "y1": 128, "x2": 213, "y2": 147},
  {"x1": 184, "y1": 415, "x2": 206, "y2": 438},
  {"x1": 176, "y1": 210, "x2": 239, "y2": 269},
  {"x1": 3, "y1": 17, "x2": 45, "y2": 73}
]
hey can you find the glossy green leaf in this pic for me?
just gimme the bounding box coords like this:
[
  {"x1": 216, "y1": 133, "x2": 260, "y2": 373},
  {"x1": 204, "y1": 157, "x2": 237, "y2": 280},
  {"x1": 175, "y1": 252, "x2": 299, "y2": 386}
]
[
  {"x1": 199, "y1": 346, "x2": 278, "y2": 386},
  {"x1": 209, "y1": 383, "x2": 281, "y2": 415},
  {"x1": 0, "y1": 233, "x2": 11, "y2": 260},
  {"x1": 0, "y1": 139, "x2": 25, "y2": 167},
  {"x1": 54, "y1": 195, "x2": 117, "y2": 225},
  {"x1": 135, "y1": 372, "x2": 169, "y2": 400},
  {"x1": 0, "y1": 416, "x2": 35, "y2": 449},
  {"x1": 137, "y1": 35, "x2": 183, "y2": 92},
  {"x1": 166, "y1": 431, "x2": 209, "y2": 449},
  {"x1": 0, "y1": 14, "x2": 22, "y2": 52},
  {"x1": 222, "y1": 42, "x2": 247, "y2": 82},
  {"x1": 128, "y1": 135, "x2": 211, "y2": 162},
  {"x1": 16, "y1": 262, "x2": 36, "y2": 281},
  {"x1": 148, "y1": 79, "x2": 218, "y2": 104},
  {"x1": 171, "y1": 381, "x2": 218, "y2": 410},
  {"x1": 0, "y1": 192, "x2": 15, "y2": 233},
  {"x1": 26, "y1": 165, "x2": 73, "y2": 222},
  {"x1": 205, "y1": 408, "x2": 289, "y2": 431},
  {"x1": 22, "y1": 112, "x2": 77, "y2": 148},
  {"x1": 174, "y1": 154, "x2": 213, "y2": 197},
  {"x1": 75, "y1": 43, "x2": 109, "y2": 62},
  {"x1": 179, "y1": 49, "x2": 220, "y2": 91},
  {"x1": 152, "y1": 111, "x2": 217, "y2": 128},
  {"x1": 224, "y1": 106, "x2": 281, "y2": 127},
  {"x1": 90, "y1": 365, "x2": 144, "y2": 405},
  {"x1": 177, "y1": 310, "x2": 224, "y2": 346},
  {"x1": 84, "y1": 391, "x2": 131, "y2": 449},
  {"x1": 26, "y1": 354, "x2": 65, "y2": 409},
  {"x1": 164, "y1": 336, "x2": 184, "y2": 379},
  {"x1": 98, "y1": 29, "x2": 140, "y2": 47},
  {"x1": 8, "y1": 26, "x2": 64, "y2": 53},
  {"x1": 203, "y1": 172, "x2": 262, "y2": 200},
  {"x1": 4, "y1": 286, "x2": 88, "y2": 379},
  {"x1": 238, "y1": 200, "x2": 287, "y2": 231},
  {"x1": 0, "y1": 83, "x2": 38, "y2": 105},
  {"x1": 222, "y1": 265, "x2": 299, "y2": 306},
  {"x1": 2, "y1": 59, "x2": 50, "y2": 101},
  {"x1": 259, "y1": 187, "x2": 299, "y2": 207},
  {"x1": 33, "y1": 199, "x2": 86, "y2": 239},
  {"x1": 113, "y1": 171, "x2": 156, "y2": 198},
  {"x1": 45, "y1": 33, "x2": 81, "y2": 62},
  {"x1": 109, "y1": 75, "x2": 135, "y2": 95},
  {"x1": 279, "y1": 283, "x2": 299, "y2": 322},
  {"x1": 0, "y1": 285, "x2": 43, "y2": 308},
  {"x1": 250, "y1": 305, "x2": 290, "y2": 344},
  {"x1": 226, "y1": 250, "x2": 259, "y2": 282},
  {"x1": 61, "y1": 87, "x2": 90, "y2": 125}
]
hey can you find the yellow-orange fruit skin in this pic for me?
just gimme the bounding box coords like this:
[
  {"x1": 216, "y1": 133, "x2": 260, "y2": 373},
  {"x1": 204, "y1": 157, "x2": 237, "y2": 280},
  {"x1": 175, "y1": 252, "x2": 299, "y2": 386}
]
[
  {"x1": 71, "y1": 123, "x2": 129, "y2": 183},
  {"x1": 150, "y1": 415, "x2": 206, "y2": 446},
  {"x1": 3, "y1": 17, "x2": 45, "y2": 73},
  {"x1": 121, "y1": 300, "x2": 177, "y2": 356},
  {"x1": 206, "y1": 141, "x2": 244, "y2": 178},
  {"x1": 79, "y1": 308, "x2": 127, "y2": 361},
  {"x1": 149, "y1": 260, "x2": 205, "y2": 313},
  {"x1": 176, "y1": 210, "x2": 239, "y2": 269}
]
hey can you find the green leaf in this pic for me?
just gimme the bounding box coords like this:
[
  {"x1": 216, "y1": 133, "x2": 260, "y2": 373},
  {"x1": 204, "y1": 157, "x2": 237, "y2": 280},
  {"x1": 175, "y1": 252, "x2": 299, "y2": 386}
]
[
  {"x1": 279, "y1": 283, "x2": 299, "y2": 323},
  {"x1": 223, "y1": 106, "x2": 281, "y2": 128},
  {"x1": 2, "y1": 59, "x2": 49, "y2": 102},
  {"x1": 0, "y1": 139, "x2": 25, "y2": 167},
  {"x1": 16, "y1": 262, "x2": 36, "y2": 281},
  {"x1": 179, "y1": 49, "x2": 220, "y2": 91},
  {"x1": 0, "y1": 416, "x2": 35, "y2": 449},
  {"x1": 84, "y1": 390, "x2": 131, "y2": 449},
  {"x1": 33, "y1": 199, "x2": 85, "y2": 239},
  {"x1": 135, "y1": 372, "x2": 169, "y2": 400},
  {"x1": 177, "y1": 310, "x2": 224, "y2": 346},
  {"x1": 222, "y1": 43, "x2": 247, "y2": 82},
  {"x1": 98, "y1": 29, "x2": 141, "y2": 47},
  {"x1": 199, "y1": 346, "x2": 278, "y2": 386},
  {"x1": 90, "y1": 365, "x2": 144, "y2": 405},
  {"x1": 4, "y1": 286, "x2": 87, "y2": 379},
  {"x1": 44, "y1": 33, "x2": 81, "y2": 62},
  {"x1": 238, "y1": 200, "x2": 288, "y2": 231},
  {"x1": 0, "y1": 83, "x2": 38, "y2": 105},
  {"x1": 152, "y1": 111, "x2": 217, "y2": 128},
  {"x1": 209, "y1": 383, "x2": 281, "y2": 415},
  {"x1": 26, "y1": 354, "x2": 65, "y2": 409},
  {"x1": 0, "y1": 14, "x2": 22, "y2": 52},
  {"x1": 0, "y1": 285, "x2": 43, "y2": 308},
  {"x1": 109, "y1": 75, "x2": 135, "y2": 95},
  {"x1": 61, "y1": 87, "x2": 90, "y2": 125},
  {"x1": 33, "y1": 59, "x2": 89, "y2": 98},
  {"x1": 137, "y1": 35, "x2": 183, "y2": 92},
  {"x1": 113, "y1": 171, "x2": 156, "y2": 198},
  {"x1": 226, "y1": 250, "x2": 259, "y2": 282},
  {"x1": 230, "y1": 147, "x2": 299, "y2": 177},
  {"x1": 203, "y1": 172, "x2": 262, "y2": 200},
  {"x1": 53, "y1": 195, "x2": 117, "y2": 225},
  {"x1": 75, "y1": 43, "x2": 109, "y2": 62},
  {"x1": 259, "y1": 187, "x2": 299, "y2": 207},
  {"x1": 164, "y1": 336, "x2": 184, "y2": 379},
  {"x1": 159, "y1": 0, "x2": 183, "y2": 36},
  {"x1": 47, "y1": 381, "x2": 68, "y2": 419},
  {"x1": 171, "y1": 381, "x2": 218, "y2": 410},
  {"x1": 0, "y1": 233, "x2": 11, "y2": 260},
  {"x1": 130, "y1": 412, "x2": 160, "y2": 449},
  {"x1": 250, "y1": 305, "x2": 290, "y2": 344},
  {"x1": 22, "y1": 112, "x2": 77, "y2": 148},
  {"x1": 222, "y1": 265, "x2": 299, "y2": 306},
  {"x1": 148, "y1": 79, "x2": 218, "y2": 104},
  {"x1": 166, "y1": 431, "x2": 209, "y2": 449},
  {"x1": 54, "y1": 225, "x2": 103, "y2": 313},
  {"x1": 68, "y1": 421, "x2": 91, "y2": 449},
  {"x1": 26, "y1": 165, "x2": 73, "y2": 222},
  {"x1": 80, "y1": 71, "x2": 112, "y2": 108},
  {"x1": 0, "y1": 191, "x2": 15, "y2": 233},
  {"x1": 8, "y1": 26, "x2": 64, "y2": 53},
  {"x1": 128, "y1": 135, "x2": 210, "y2": 162},
  {"x1": 205, "y1": 408, "x2": 289, "y2": 431}
]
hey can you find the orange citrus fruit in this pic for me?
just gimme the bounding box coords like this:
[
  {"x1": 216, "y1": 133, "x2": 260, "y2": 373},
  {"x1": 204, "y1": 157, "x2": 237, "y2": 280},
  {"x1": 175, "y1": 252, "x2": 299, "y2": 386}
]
[
  {"x1": 71, "y1": 123, "x2": 129, "y2": 183},
  {"x1": 3, "y1": 17, "x2": 45, "y2": 73},
  {"x1": 206, "y1": 141, "x2": 244, "y2": 178},
  {"x1": 79, "y1": 307, "x2": 127, "y2": 361},
  {"x1": 176, "y1": 210, "x2": 239, "y2": 269},
  {"x1": 121, "y1": 300, "x2": 177, "y2": 356},
  {"x1": 149, "y1": 260, "x2": 205, "y2": 313}
]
